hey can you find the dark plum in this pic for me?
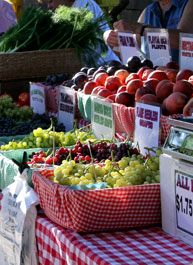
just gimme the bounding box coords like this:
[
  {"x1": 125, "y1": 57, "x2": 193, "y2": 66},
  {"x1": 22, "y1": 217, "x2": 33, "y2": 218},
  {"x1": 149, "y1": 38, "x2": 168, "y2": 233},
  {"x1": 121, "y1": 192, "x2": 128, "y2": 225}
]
[
  {"x1": 141, "y1": 59, "x2": 153, "y2": 69},
  {"x1": 87, "y1": 67, "x2": 96, "y2": 76},
  {"x1": 72, "y1": 72, "x2": 88, "y2": 89},
  {"x1": 127, "y1": 56, "x2": 142, "y2": 72}
]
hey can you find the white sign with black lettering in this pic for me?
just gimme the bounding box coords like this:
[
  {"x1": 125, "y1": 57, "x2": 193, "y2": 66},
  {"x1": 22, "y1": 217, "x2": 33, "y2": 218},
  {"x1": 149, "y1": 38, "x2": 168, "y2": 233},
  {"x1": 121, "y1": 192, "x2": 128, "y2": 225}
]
[
  {"x1": 179, "y1": 33, "x2": 193, "y2": 71},
  {"x1": 145, "y1": 28, "x2": 171, "y2": 66},
  {"x1": 58, "y1": 86, "x2": 75, "y2": 132},
  {"x1": 118, "y1": 32, "x2": 139, "y2": 65},
  {"x1": 30, "y1": 83, "x2": 45, "y2": 114},
  {"x1": 91, "y1": 97, "x2": 114, "y2": 140},
  {"x1": 175, "y1": 170, "x2": 193, "y2": 235},
  {"x1": 134, "y1": 102, "x2": 161, "y2": 155}
]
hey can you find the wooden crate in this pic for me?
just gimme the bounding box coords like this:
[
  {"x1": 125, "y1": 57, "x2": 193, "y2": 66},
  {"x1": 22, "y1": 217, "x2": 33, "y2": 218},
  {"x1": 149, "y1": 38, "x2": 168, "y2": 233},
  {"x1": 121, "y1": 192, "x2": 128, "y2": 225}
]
[{"x1": 0, "y1": 48, "x2": 82, "y2": 81}]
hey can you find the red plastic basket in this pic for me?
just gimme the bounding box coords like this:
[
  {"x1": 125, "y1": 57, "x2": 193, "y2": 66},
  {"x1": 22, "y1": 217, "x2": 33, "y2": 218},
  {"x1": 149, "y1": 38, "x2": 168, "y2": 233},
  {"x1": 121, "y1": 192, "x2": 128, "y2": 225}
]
[{"x1": 32, "y1": 169, "x2": 161, "y2": 233}]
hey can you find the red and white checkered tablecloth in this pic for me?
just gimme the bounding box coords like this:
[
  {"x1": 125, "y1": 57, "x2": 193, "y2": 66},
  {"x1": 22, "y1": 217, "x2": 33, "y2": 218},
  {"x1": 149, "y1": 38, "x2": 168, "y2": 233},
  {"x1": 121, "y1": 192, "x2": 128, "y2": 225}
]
[{"x1": 36, "y1": 215, "x2": 193, "y2": 265}]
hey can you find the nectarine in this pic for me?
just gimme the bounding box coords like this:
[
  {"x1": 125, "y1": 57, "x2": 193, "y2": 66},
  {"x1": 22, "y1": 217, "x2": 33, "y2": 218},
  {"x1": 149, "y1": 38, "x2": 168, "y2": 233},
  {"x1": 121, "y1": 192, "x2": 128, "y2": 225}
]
[
  {"x1": 83, "y1": 81, "x2": 97, "y2": 95},
  {"x1": 125, "y1": 73, "x2": 140, "y2": 84},
  {"x1": 115, "y1": 92, "x2": 134, "y2": 107},
  {"x1": 135, "y1": 86, "x2": 154, "y2": 102},
  {"x1": 173, "y1": 80, "x2": 193, "y2": 96},
  {"x1": 94, "y1": 72, "x2": 109, "y2": 86},
  {"x1": 139, "y1": 94, "x2": 160, "y2": 104},
  {"x1": 147, "y1": 70, "x2": 168, "y2": 81},
  {"x1": 165, "y1": 92, "x2": 188, "y2": 114},
  {"x1": 114, "y1": 69, "x2": 129, "y2": 83},
  {"x1": 97, "y1": 89, "x2": 112, "y2": 98},
  {"x1": 155, "y1": 80, "x2": 174, "y2": 101},
  {"x1": 176, "y1": 69, "x2": 193, "y2": 81},
  {"x1": 126, "y1": 79, "x2": 144, "y2": 95},
  {"x1": 143, "y1": 78, "x2": 159, "y2": 92},
  {"x1": 105, "y1": 76, "x2": 122, "y2": 91}
]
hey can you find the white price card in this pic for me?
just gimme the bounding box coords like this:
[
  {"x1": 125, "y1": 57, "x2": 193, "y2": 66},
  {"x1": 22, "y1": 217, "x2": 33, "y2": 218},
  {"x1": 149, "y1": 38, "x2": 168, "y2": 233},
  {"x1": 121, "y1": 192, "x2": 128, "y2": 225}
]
[
  {"x1": 30, "y1": 82, "x2": 45, "y2": 114},
  {"x1": 175, "y1": 170, "x2": 193, "y2": 235},
  {"x1": 58, "y1": 86, "x2": 75, "y2": 132},
  {"x1": 134, "y1": 102, "x2": 161, "y2": 155},
  {"x1": 179, "y1": 33, "x2": 193, "y2": 71},
  {"x1": 91, "y1": 97, "x2": 114, "y2": 140},
  {"x1": 145, "y1": 28, "x2": 171, "y2": 66},
  {"x1": 118, "y1": 32, "x2": 139, "y2": 65}
]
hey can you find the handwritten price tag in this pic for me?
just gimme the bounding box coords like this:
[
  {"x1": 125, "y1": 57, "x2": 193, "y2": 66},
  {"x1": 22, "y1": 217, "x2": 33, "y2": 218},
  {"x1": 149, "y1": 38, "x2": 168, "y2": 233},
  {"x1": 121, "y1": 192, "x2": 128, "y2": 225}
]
[
  {"x1": 175, "y1": 170, "x2": 193, "y2": 235},
  {"x1": 179, "y1": 33, "x2": 193, "y2": 70}
]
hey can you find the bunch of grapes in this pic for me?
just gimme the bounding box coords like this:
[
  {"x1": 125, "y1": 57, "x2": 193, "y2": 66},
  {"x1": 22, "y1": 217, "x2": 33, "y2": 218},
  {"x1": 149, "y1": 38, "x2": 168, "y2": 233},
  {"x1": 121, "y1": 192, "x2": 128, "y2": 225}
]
[
  {"x1": 0, "y1": 96, "x2": 33, "y2": 122},
  {"x1": 51, "y1": 148, "x2": 162, "y2": 188}
]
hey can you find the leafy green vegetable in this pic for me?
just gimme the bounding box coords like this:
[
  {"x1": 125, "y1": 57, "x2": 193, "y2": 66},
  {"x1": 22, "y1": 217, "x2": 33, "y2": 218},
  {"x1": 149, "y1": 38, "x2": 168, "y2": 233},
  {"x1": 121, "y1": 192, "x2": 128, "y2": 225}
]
[{"x1": 0, "y1": 6, "x2": 109, "y2": 67}]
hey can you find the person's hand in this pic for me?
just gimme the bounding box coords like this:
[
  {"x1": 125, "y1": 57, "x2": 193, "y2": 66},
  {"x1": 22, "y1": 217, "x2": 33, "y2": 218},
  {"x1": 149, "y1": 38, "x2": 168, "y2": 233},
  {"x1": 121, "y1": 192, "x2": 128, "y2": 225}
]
[
  {"x1": 103, "y1": 30, "x2": 119, "y2": 48},
  {"x1": 183, "y1": 98, "x2": 193, "y2": 116},
  {"x1": 113, "y1": 19, "x2": 142, "y2": 35}
]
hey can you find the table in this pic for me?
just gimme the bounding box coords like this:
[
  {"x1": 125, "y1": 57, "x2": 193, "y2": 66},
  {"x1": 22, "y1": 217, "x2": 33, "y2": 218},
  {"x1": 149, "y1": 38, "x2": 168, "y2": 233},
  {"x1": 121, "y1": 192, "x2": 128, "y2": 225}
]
[{"x1": 36, "y1": 215, "x2": 193, "y2": 265}]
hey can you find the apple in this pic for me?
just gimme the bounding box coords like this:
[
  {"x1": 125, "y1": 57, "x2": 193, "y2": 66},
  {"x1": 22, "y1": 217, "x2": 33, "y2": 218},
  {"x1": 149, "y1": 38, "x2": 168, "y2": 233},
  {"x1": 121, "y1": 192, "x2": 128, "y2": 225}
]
[
  {"x1": 115, "y1": 92, "x2": 134, "y2": 107},
  {"x1": 83, "y1": 81, "x2": 97, "y2": 95},
  {"x1": 147, "y1": 70, "x2": 168, "y2": 81},
  {"x1": 155, "y1": 80, "x2": 174, "y2": 101},
  {"x1": 176, "y1": 69, "x2": 193, "y2": 81},
  {"x1": 126, "y1": 79, "x2": 144, "y2": 95},
  {"x1": 143, "y1": 78, "x2": 160, "y2": 92},
  {"x1": 173, "y1": 80, "x2": 193, "y2": 96},
  {"x1": 97, "y1": 89, "x2": 112, "y2": 98},
  {"x1": 135, "y1": 86, "x2": 154, "y2": 102},
  {"x1": 105, "y1": 76, "x2": 122, "y2": 91},
  {"x1": 114, "y1": 69, "x2": 129, "y2": 83}
]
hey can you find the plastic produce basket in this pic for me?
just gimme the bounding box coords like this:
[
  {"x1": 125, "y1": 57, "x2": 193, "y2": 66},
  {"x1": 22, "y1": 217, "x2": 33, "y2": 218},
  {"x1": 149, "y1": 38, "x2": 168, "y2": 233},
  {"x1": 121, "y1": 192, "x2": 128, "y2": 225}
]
[{"x1": 32, "y1": 169, "x2": 161, "y2": 233}]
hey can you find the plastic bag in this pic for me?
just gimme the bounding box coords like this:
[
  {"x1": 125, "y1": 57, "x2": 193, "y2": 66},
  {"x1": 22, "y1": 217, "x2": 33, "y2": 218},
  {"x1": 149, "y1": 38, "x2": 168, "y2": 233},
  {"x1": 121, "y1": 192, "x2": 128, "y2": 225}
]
[{"x1": 0, "y1": 168, "x2": 39, "y2": 265}]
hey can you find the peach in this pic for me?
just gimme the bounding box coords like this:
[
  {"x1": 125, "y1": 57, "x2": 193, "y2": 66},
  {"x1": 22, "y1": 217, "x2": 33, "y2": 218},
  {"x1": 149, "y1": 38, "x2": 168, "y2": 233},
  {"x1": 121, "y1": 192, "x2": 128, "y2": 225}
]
[
  {"x1": 148, "y1": 70, "x2": 168, "y2": 81},
  {"x1": 143, "y1": 78, "x2": 160, "y2": 93},
  {"x1": 135, "y1": 86, "x2": 154, "y2": 102},
  {"x1": 94, "y1": 72, "x2": 109, "y2": 86},
  {"x1": 137, "y1": 66, "x2": 150, "y2": 79},
  {"x1": 126, "y1": 79, "x2": 144, "y2": 95},
  {"x1": 125, "y1": 73, "x2": 140, "y2": 84},
  {"x1": 139, "y1": 94, "x2": 160, "y2": 104},
  {"x1": 97, "y1": 89, "x2": 112, "y2": 98},
  {"x1": 91, "y1": 86, "x2": 105, "y2": 95},
  {"x1": 166, "y1": 61, "x2": 179, "y2": 70},
  {"x1": 165, "y1": 92, "x2": 189, "y2": 114},
  {"x1": 83, "y1": 81, "x2": 97, "y2": 95},
  {"x1": 173, "y1": 80, "x2": 193, "y2": 96},
  {"x1": 105, "y1": 94, "x2": 116, "y2": 103},
  {"x1": 114, "y1": 69, "x2": 129, "y2": 83},
  {"x1": 117, "y1": 85, "x2": 127, "y2": 93},
  {"x1": 165, "y1": 69, "x2": 178, "y2": 83},
  {"x1": 155, "y1": 80, "x2": 174, "y2": 101},
  {"x1": 176, "y1": 69, "x2": 193, "y2": 81},
  {"x1": 105, "y1": 76, "x2": 122, "y2": 91},
  {"x1": 115, "y1": 92, "x2": 134, "y2": 107},
  {"x1": 142, "y1": 68, "x2": 154, "y2": 81}
]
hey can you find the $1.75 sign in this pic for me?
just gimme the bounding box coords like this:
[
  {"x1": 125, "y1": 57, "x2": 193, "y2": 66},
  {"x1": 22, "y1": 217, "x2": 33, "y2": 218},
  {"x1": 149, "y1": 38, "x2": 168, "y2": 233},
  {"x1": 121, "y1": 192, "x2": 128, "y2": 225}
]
[{"x1": 175, "y1": 170, "x2": 193, "y2": 235}]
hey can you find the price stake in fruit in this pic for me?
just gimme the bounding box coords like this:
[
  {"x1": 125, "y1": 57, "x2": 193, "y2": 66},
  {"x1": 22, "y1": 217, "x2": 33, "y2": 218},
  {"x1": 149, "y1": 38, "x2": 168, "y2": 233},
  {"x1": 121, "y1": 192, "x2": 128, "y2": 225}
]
[
  {"x1": 145, "y1": 28, "x2": 171, "y2": 66},
  {"x1": 30, "y1": 82, "x2": 45, "y2": 114},
  {"x1": 179, "y1": 33, "x2": 193, "y2": 71},
  {"x1": 134, "y1": 102, "x2": 161, "y2": 155},
  {"x1": 117, "y1": 31, "x2": 139, "y2": 65},
  {"x1": 91, "y1": 97, "x2": 114, "y2": 140},
  {"x1": 58, "y1": 86, "x2": 75, "y2": 132},
  {"x1": 175, "y1": 170, "x2": 193, "y2": 235}
]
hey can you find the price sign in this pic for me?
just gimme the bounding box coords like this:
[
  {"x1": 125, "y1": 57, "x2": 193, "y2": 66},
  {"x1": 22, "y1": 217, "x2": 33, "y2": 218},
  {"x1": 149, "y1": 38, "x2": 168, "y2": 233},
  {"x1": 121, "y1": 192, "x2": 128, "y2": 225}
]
[
  {"x1": 179, "y1": 33, "x2": 193, "y2": 71},
  {"x1": 175, "y1": 170, "x2": 193, "y2": 235},
  {"x1": 145, "y1": 28, "x2": 171, "y2": 66},
  {"x1": 134, "y1": 102, "x2": 161, "y2": 155},
  {"x1": 30, "y1": 82, "x2": 45, "y2": 114},
  {"x1": 118, "y1": 32, "x2": 139, "y2": 65},
  {"x1": 91, "y1": 97, "x2": 114, "y2": 140},
  {"x1": 58, "y1": 86, "x2": 75, "y2": 132}
]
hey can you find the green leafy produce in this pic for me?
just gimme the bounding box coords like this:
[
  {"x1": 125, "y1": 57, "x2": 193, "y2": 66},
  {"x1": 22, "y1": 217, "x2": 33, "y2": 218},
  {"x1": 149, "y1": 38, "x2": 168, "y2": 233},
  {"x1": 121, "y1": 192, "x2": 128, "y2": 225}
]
[{"x1": 0, "y1": 6, "x2": 108, "y2": 66}]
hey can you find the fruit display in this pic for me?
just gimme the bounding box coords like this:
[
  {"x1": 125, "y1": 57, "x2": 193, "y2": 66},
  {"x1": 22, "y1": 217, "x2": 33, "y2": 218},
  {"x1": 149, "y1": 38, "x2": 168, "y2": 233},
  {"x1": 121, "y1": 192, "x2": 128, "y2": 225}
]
[
  {"x1": 28, "y1": 141, "x2": 140, "y2": 166},
  {"x1": 0, "y1": 95, "x2": 33, "y2": 122},
  {"x1": 0, "y1": 114, "x2": 66, "y2": 137},
  {"x1": 0, "y1": 124, "x2": 96, "y2": 151},
  {"x1": 50, "y1": 147, "x2": 162, "y2": 188},
  {"x1": 70, "y1": 56, "x2": 193, "y2": 116}
]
